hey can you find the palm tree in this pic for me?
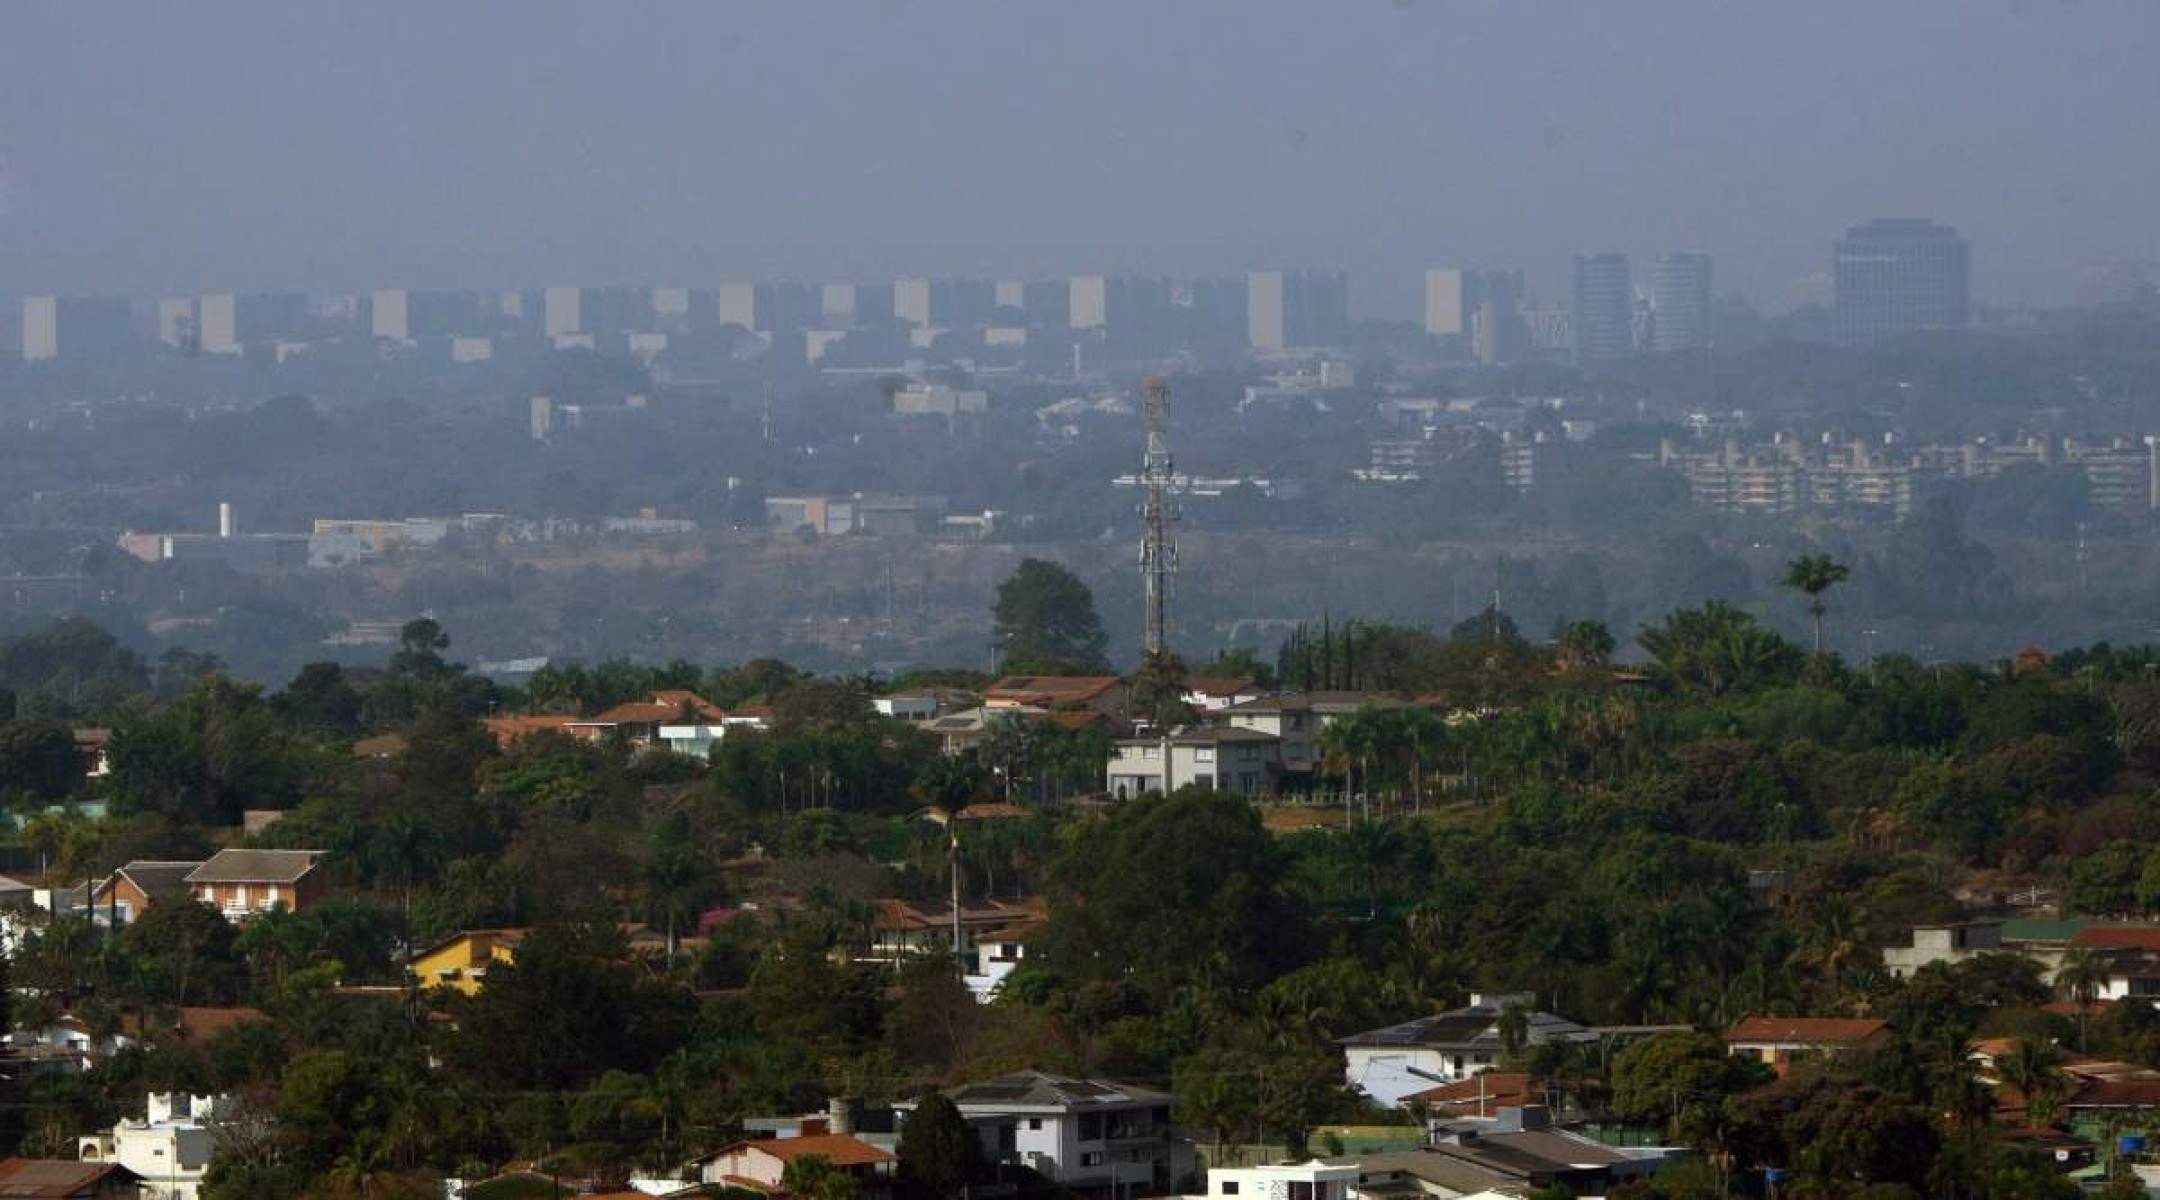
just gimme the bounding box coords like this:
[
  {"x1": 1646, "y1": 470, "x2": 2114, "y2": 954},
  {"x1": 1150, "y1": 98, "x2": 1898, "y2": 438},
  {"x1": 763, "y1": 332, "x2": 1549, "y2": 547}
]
[
  {"x1": 2056, "y1": 947, "x2": 2113, "y2": 1051},
  {"x1": 2000, "y1": 1037, "x2": 2068, "y2": 1126},
  {"x1": 1555, "y1": 620, "x2": 1617, "y2": 672},
  {"x1": 1781, "y1": 554, "x2": 1851, "y2": 655}
]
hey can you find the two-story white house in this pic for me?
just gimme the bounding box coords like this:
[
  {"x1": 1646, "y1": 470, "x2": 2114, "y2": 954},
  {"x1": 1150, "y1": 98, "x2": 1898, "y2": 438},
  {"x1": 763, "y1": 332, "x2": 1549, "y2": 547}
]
[
  {"x1": 1105, "y1": 727, "x2": 1281, "y2": 798},
  {"x1": 1217, "y1": 693, "x2": 1406, "y2": 776},
  {"x1": 78, "y1": 1093, "x2": 227, "y2": 1200},
  {"x1": 900, "y1": 1071, "x2": 1185, "y2": 1196},
  {"x1": 1339, "y1": 993, "x2": 1598, "y2": 1105}
]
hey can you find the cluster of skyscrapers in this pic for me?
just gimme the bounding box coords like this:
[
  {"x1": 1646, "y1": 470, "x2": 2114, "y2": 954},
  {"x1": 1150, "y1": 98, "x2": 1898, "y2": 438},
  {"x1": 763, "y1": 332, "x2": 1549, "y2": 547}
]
[
  {"x1": 11, "y1": 270, "x2": 1353, "y2": 366},
  {"x1": 11, "y1": 219, "x2": 1979, "y2": 368}
]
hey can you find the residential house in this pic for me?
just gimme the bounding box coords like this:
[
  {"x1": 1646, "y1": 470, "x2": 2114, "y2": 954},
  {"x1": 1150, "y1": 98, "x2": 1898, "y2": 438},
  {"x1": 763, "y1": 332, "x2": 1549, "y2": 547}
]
[
  {"x1": 2066, "y1": 927, "x2": 2160, "y2": 1002},
  {"x1": 1882, "y1": 918, "x2": 2090, "y2": 980},
  {"x1": 72, "y1": 729, "x2": 112, "y2": 779},
  {"x1": 1218, "y1": 693, "x2": 1406, "y2": 775},
  {"x1": 184, "y1": 850, "x2": 326, "y2": 921},
  {"x1": 739, "y1": 1100, "x2": 899, "y2": 1155},
  {"x1": 1415, "y1": 1106, "x2": 1679, "y2": 1194},
  {"x1": 983, "y1": 676, "x2": 1127, "y2": 715},
  {"x1": 1340, "y1": 993, "x2": 1597, "y2": 1104},
  {"x1": 1183, "y1": 677, "x2": 1264, "y2": 713},
  {"x1": 480, "y1": 714, "x2": 577, "y2": 750},
  {"x1": 77, "y1": 1093, "x2": 226, "y2": 1200},
  {"x1": 408, "y1": 929, "x2": 527, "y2": 995},
  {"x1": 687, "y1": 1134, "x2": 895, "y2": 1195},
  {"x1": 862, "y1": 898, "x2": 1045, "y2": 972},
  {"x1": 657, "y1": 706, "x2": 775, "y2": 760},
  {"x1": 86, "y1": 863, "x2": 202, "y2": 927},
  {"x1": 5, "y1": 1015, "x2": 133, "y2": 1074},
  {"x1": 1202, "y1": 1160, "x2": 1358, "y2": 1200},
  {"x1": 568, "y1": 690, "x2": 731, "y2": 746},
  {"x1": 1725, "y1": 1017, "x2": 1888, "y2": 1075},
  {"x1": 1105, "y1": 727, "x2": 1281, "y2": 797},
  {"x1": 0, "y1": 1160, "x2": 140, "y2": 1200},
  {"x1": 873, "y1": 691, "x2": 951, "y2": 721},
  {"x1": 898, "y1": 1071, "x2": 1183, "y2": 1196},
  {"x1": 1401, "y1": 1073, "x2": 1552, "y2": 1121},
  {"x1": 965, "y1": 915, "x2": 1043, "y2": 1002}
]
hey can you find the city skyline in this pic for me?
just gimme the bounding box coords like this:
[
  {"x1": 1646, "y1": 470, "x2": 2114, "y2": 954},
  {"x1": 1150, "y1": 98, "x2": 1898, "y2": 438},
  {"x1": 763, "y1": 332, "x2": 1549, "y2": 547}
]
[{"x1": 4, "y1": 3, "x2": 2157, "y2": 315}]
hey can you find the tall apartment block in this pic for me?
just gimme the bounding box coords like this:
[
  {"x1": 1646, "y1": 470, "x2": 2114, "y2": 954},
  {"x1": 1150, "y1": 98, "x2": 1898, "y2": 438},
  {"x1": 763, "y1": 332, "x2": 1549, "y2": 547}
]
[
  {"x1": 1650, "y1": 253, "x2": 1714, "y2": 352},
  {"x1": 1834, "y1": 219, "x2": 1969, "y2": 345},
  {"x1": 1570, "y1": 253, "x2": 1634, "y2": 364},
  {"x1": 1247, "y1": 269, "x2": 1349, "y2": 351}
]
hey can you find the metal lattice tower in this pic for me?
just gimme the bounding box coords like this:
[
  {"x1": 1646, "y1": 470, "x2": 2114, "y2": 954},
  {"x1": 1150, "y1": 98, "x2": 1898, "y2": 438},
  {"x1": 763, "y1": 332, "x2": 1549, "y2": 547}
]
[{"x1": 1140, "y1": 375, "x2": 1177, "y2": 656}]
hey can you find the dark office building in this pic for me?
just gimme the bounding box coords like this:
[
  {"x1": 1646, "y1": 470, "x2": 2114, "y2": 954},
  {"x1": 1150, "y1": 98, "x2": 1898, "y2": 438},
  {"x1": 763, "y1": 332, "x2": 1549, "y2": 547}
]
[
  {"x1": 1570, "y1": 253, "x2": 1634, "y2": 364},
  {"x1": 1834, "y1": 219, "x2": 1969, "y2": 345}
]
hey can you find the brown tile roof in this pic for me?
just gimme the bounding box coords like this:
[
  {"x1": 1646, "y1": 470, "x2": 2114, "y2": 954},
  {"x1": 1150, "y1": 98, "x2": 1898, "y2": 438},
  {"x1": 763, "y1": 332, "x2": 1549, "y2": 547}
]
[
  {"x1": 1403, "y1": 1072, "x2": 1542, "y2": 1110},
  {"x1": 1726, "y1": 1016, "x2": 1887, "y2": 1046},
  {"x1": 2067, "y1": 1077, "x2": 2160, "y2": 1108},
  {"x1": 1185, "y1": 676, "x2": 1258, "y2": 697},
  {"x1": 590, "y1": 691, "x2": 728, "y2": 725},
  {"x1": 185, "y1": 849, "x2": 323, "y2": 885},
  {"x1": 953, "y1": 802, "x2": 1029, "y2": 821},
  {"x1": 712, "y1": 1134, "x2": 894, "y2": 1169},
  {"x1": 985, "y1": 676, "x2": 1121, "y2": 707},
  {"x1": 2072, "y1": 926, "x2": 2160, "y2": 951},
  {"x1": 483, "y1": 714, "x2": 577, "y2": 748},
  {"x1": 101, "y1": 861, "x2": 203, "y2": 903},
  {"x1": 0, "y1": 1159, "x2": 135, "y2": 1199}
]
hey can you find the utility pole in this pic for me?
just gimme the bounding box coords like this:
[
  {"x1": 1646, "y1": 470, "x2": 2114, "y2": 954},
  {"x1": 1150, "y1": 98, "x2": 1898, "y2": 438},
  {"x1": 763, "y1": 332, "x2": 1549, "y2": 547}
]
[{"x1": 1140, "y1": 376, "x2": 1177, "y2": 657}]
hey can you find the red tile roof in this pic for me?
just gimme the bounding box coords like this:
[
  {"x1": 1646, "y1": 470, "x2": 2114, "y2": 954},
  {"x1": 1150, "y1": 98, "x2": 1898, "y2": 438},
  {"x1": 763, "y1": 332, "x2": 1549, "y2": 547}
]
[
  {"x1": 0, "y1": 1159, "x2": 135, "y2": 1199},
  {"x1": 2072, "y1": 926, "x2": 2160, "y2": 951},
  {"x1": 2067, "y1": 1077, "x2": 2160, "y2": 1108},
  {"x1": 1726, "y1": 1016, "x2": 1888, "y2": 1046},
  {"x1": 1185, "y1": 676, "x2": 1258, "y2": 697},
  {"x1": 715, "y1": 1134, "x2": 894, "y2": 1169},
  {"x1": 985, "y1": 676, "x2": 1121, "y2": 707}
]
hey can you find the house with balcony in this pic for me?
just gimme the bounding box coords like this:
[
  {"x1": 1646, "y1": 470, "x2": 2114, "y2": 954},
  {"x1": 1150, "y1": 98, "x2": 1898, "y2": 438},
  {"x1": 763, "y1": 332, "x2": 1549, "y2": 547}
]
[
  {"x1": 77, "y1": 1093, "x2": 227, "y2": 1200},
  {"x1": 1217, "y1": 693, "x2": 1406, "y2": 776},
  {"x1": 1105, "y1": 727, "x2": 1281, "y2": 798},
  {"x1": 899, "y1": 1071, "x2": 1186, "y2": 1196},
  {"x1": 184, "y1": 850, "x2": 326, "y2": 921}
]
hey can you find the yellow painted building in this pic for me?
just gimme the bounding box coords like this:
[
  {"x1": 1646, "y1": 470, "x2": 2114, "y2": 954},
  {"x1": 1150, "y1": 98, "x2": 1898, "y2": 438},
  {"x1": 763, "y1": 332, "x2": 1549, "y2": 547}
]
[{"x1": 407, "y1": 929, "x2": 525, "y2": 995}]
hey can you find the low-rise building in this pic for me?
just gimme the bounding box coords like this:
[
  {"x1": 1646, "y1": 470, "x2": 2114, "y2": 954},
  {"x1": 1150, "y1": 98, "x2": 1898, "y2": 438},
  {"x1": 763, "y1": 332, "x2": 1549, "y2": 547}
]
[
  {"x1": 1218, "y1": 693, "x2": 1405, "y2": 775},
  {"x1": 1201, "y1": 1160, "x2": 1358, "y2": 1200},
  {"x1": 1724, "y1": 1016, "x2": 1888, "y2": 1075},
  {"x1": 0, "y1": 1160, "x2": 141, "y2": 1200},
  {"x1": 184, "y1": 850, "x2": 326, "y2": 921},
  {"x1": 1105, "y1": 727, "x2": 1281, "y2": 798},
  {"x1": 77, "y1": 1094, "x2": 226, "y2": 1200},
  {"x1": 900, "y1": 1071, "x2": 1183, "y2": 1195},
  {"x1": 86, "y1": 863, "x2": 202, "y2": 927},
  {"x1": 408, "y1": 929, "x2": 526, "y2": 995},
  {"x1": 688, "y1": 1134, "x2": 895, "y2": 1196},
  {"x1": 1340, "y1": 993, "x2": 1597, "y2": 1105}
]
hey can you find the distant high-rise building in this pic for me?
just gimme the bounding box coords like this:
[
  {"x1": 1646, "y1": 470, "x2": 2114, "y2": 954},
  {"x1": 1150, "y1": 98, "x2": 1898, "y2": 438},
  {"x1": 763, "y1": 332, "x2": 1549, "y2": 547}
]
[
  {"x1": 157, "y1": 298, "x2": 196, "y2": 348},
  {"x1": 894, "y1": 278, "x2": 932, "y2": 326},
  {"x1": 1651, "y1": 253, "x2": 1713, "y2": 352},
  {"x1": 1833, "y1": 219, "x2": 1970, "y2": 345},
  {"x1": 1069, "y1": 276, "x2": 1108, "y2": 330},
  {"x1": 821, "y1": 283, "x2": 858, "y2": 325},
  {"x1": 1570, "y1": 253, "x2": 1634, "y2": 364},
  {"x1": 994, "y1": 280, "x2": 1025, "y2": 311},
  {"x1": 371, "y1": 289, "x2": 411, "y2": 340},
  {"x1": 718, "y1": 281, "x2": 814, "y2": 334},
  {"x1": 197, "y1": 293, "x2": 240, "y2": 354},
  {"x1": 21, "y1": 295, "x2": 135, "y2": 361},
  {"x1": 543, "y1": 286, "x2": 581, "y2": 337},
  {"x1": 1247, "y1": 269, "x2": 1349, "y2": 351},
  {"x1": 1427, "y1": 267, "x2": 1525, "y2": 364}
]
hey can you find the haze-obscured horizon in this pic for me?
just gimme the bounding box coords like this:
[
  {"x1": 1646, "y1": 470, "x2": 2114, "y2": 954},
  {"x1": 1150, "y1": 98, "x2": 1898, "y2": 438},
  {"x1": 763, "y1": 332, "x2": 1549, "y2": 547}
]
[{"x1": 4, "y1": 0, "x2": 2155, "y2": 315}]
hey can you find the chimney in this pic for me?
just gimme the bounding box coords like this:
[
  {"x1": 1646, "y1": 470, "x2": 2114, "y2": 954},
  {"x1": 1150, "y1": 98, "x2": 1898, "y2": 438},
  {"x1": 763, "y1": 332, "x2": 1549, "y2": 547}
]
[{"x1": 218, "y1": 502, "x2": 234, "y2": 539}]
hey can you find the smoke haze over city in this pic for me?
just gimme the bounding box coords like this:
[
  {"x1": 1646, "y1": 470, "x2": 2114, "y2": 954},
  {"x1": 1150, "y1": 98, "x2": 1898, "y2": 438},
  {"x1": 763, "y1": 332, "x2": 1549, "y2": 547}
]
[{"x1": 5, "y1": 0, "x2": 2157, "y2": 312}]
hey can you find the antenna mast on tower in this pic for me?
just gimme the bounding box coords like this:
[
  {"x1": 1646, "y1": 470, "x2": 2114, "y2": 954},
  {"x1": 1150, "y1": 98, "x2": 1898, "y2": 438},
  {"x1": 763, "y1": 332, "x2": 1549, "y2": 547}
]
[{"x1": 1140, "y1": 376, "x2": 1177, "y2": 657}]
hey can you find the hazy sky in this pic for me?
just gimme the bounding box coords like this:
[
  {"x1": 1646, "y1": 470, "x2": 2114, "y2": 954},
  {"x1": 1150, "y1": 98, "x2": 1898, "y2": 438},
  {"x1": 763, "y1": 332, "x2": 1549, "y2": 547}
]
[{"x1": 4, "y1": 1, "x2": 2155, "y2": 316}]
